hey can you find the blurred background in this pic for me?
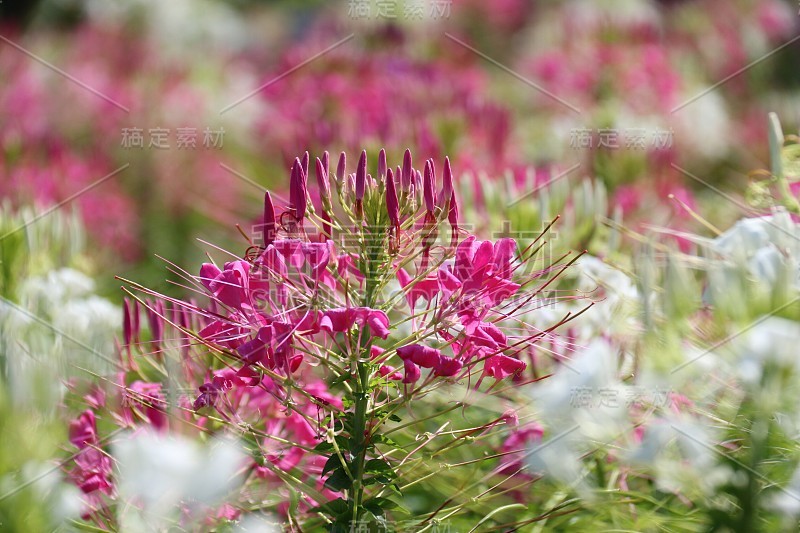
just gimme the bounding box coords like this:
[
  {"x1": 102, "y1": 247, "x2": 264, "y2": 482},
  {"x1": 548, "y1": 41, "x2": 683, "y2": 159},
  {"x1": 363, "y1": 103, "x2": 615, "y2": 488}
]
[{"x1": 1, "y1": 0, "x2": 799, "y2": 300}]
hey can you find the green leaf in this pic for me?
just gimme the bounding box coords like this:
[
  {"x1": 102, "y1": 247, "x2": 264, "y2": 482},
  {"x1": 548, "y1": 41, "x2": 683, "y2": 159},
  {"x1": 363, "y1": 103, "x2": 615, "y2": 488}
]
[
  {"x1": 365, "y1": 497, "x2": 399, "y2": 510},
  {"x1": 322, "y1": 454, "x2": 345, "y2": 476},
  {"x1": 372, "y1": 434, "x2": 400, "y2": 447},
  {"x1": 324, "y1": 468, "x2": 352, "y2": 492},
  {"x1": 313, "y1": 441, "x2": 334, "y2": 453},
  {"x1": 364, "y1": 458, "x2": 394, "y2": 475},
  {"x1": 363, "y1": 499, "x2": 386, "y2": 517},
  {"x1": 309, "y1": 497, "x2": 348, "y2": 517}
]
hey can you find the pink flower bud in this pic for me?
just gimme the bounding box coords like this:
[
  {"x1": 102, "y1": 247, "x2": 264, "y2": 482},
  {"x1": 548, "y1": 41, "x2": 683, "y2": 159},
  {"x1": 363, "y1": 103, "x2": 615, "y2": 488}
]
[
  {"x1": 122, "y1": 297, "x2": 132, "y2": 346},
  {"x1": 146, "y1": 299, "x2": 164, "y2": 351},
  {"x1": 263, "y1": 191, "x2": 276, "y2": 246},
  {"x1": 378, "y1": 148, "x2": 387, "y2": 181},
  {"x1": 401, "y1": 148, "x2": 412, "y2": 191},
  {"x1": 448, "y1": 191, "x2": 458, "y2": 226},
  {"x1": 290, "y1": 157, "x2": 308, "y2": 223},
  {"x1": 386, "y1": 167, "x2": 400, "y2": 228},
  {"x1": 439, "y1": 156, "x2": 453, "y2": 208},
  {"x1": 315, "y1": 157, "x2": 331, "y2": 210},
  {"x1": 321, "y1": 150, "x2": 330, "y2": 176},
  {"x1": 423, "y1": 160, "x2": 435, "y2": 213},
  {"x1": 356, "y1": 149, "x2": 367, "y2": 201},
  {"x1": 336, "y1": 151, "x2": 346, "y2": 182},
  {"x1": 301, "y1": 151, "x2": 309, "y2": 179},
  {"x1": 131, "y1": 298, "x2": 140, "y2": 343}
]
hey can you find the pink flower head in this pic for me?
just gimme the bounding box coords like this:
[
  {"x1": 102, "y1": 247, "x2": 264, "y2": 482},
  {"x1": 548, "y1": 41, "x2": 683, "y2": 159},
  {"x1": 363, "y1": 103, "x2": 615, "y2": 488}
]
[
  {"x1": 402, "y1": 358, "x2": 421, "y2": 384},
  {"x1": 483, "y1": 354, "x2": 526, "y2": 380},
  {"x1": 397, "y1": 343, "x2": 441, "y2": 368},
  {"x1": 200, "y1": 261, "x2": 252, "y2": 311},
  {"x1": 319, "y1": 307, "x2": 390, "y2": 339},
  {"x1": 449, "y1": 236, "x2": 520, "y2": 306},
  {"x1": 379, "y1": 365, "x2": 403, "y2": 380},
  {"x1": 434, "y1": 356, "x2": 463, "y2": 377},
  {"x1": 69, "y1": 410, "x2": 97, "y2": 449},
  {"x1": 290, "y1": 157, "x2": 308, "y2": 224},
  {"x1": 396, "y1": 267, "x2": 439, "y2": 311}
]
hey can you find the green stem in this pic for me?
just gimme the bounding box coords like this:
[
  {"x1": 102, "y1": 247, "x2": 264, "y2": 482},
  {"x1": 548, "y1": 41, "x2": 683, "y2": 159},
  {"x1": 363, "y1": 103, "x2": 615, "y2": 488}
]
[
  {"x1": 345, "y1": 220, "x2": 388, "y2": 524},
  {"x1": 349, "y1": 364, "x2": 370, "y2": 524}
]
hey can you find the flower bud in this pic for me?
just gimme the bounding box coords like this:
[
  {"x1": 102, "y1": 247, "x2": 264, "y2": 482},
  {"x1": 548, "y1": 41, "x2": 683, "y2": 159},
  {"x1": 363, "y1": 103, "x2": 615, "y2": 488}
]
[
  {"x1": 315, "y1": 157, "x2": 331, "y2": 212},
  {"x1": 423, "y1": 160, "x2": 435, "y2": 213},
  {"x1": 401, "y1": 148, "x2": 412, "y2": 191},
  {"x1": 122, "y1": 297, "x2": 133, "y2": 346},
  {"x1": 386, "y1": 167, "x2": 400, "y2": 228},
  {"x1": 321, "y1": 150, "x2": 330, "y2": 176},
  {"x1": 301, "y1": 151, "x2": 309, "y2": 179},
  {"x1": 290, "y1": 157, "x2": 308, "y2": 224},
  {"x1": 378, "y1": 148, "x2": 387, "y2": 181},
  {"x1": 448, "y1": 191, "x2": 458, "y2": 226},
  {"x1": 439, "y1": 156, "x2": 453, "y2": 209},
  {"x1": 356, "y1": 149, "x2": 367, "y2": 201},
  {"x1": 336, "y1": 151, "x2": 346, "y2": 183},
  {"x1": 263, "y1": 191, "x2": 277, "y2": 246}
]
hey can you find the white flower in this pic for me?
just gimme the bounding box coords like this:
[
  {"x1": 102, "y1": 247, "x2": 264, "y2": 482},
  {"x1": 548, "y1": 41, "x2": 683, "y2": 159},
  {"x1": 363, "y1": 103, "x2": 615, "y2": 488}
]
[
  {"x1": 114, "y1": 431, "x2": 247, "y2": 530},
  {"x1": 627, "y1": 415, "x2": 729, "y2": 496},
  {"x1": 532, "y1": 338, "x2": 630, "y2": 442},
  {"x1": 710, "y1": 209, "x2": 800, "y2": 288}
]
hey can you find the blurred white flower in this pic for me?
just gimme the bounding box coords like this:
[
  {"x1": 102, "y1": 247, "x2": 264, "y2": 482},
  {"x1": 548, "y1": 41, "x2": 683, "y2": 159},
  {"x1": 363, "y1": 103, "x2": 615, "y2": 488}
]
[
  {"x1": 701, "y1": 210, "x2": 800, "y2": 311},
  {"x1": 627, "y1": 415, "x2": 729, "y2": 496},
  {"x1": 1, "y1": 268, "x2": 119, "y2": 406},
  {"x1": 234, "y1": 513, "x2": 282, "y2": 533},
  {"x1": 83, "y1": 0, "x2": 249, "y2": 56},
  {"x1": 114, "y1": 431, "x2": 247, "y2": 531},
  {"x1": 732, "y1": 316, "x2": 800, "y2": 384},
  {"x1": 527, "y1": 338, "x2": 630, "y2": 495},
  {"x1": 673, "y1": 91, "x2": 731, "y2": 160},
  {"x1": 533, "y1": 338, "x2": 630, "y2": 442}
]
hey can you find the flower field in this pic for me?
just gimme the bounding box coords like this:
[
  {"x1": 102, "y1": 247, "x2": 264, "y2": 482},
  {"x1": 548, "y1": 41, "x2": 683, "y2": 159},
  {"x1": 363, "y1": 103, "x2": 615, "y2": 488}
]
[{"x1": 2, "y1": 1, "x2": 800, "y2": 532}]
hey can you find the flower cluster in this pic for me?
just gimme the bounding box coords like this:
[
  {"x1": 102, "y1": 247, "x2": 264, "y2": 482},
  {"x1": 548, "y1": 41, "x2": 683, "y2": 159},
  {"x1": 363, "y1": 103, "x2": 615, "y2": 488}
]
[{"x1": 80, "y1": 148, "x2": 582, "y2": 530}]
